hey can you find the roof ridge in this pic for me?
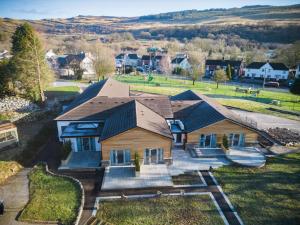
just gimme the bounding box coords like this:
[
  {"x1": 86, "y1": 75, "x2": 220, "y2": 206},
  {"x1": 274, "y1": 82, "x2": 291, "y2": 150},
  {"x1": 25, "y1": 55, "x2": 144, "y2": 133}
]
[{"x1": 135, "y1": 99, "x2": 167, "y2": 120}]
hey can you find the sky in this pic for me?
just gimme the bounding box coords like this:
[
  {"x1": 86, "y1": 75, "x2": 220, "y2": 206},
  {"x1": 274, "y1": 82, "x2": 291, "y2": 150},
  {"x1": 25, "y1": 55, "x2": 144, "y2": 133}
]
[{"x1": 0, "y1": 0, "x2": 299, "y2": 19}]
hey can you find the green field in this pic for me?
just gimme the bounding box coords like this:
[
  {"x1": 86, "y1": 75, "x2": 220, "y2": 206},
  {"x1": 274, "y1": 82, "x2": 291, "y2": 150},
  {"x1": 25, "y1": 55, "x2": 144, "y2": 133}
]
[
  {"x1": 115, "y1": 75, "x2": 300, "y2": 120},
  {"x1": 46, "y1": 86, "x2": 80, "y2": 92},
  {"x1": 97, "y1": 195, "x2": 224, "y2": 225},
  {"x1": 214, "y1": 153, "x2": 300, "y2": 225},
  {"x1": 19, "y1": 165, "x2": 81, "y2": 225}
]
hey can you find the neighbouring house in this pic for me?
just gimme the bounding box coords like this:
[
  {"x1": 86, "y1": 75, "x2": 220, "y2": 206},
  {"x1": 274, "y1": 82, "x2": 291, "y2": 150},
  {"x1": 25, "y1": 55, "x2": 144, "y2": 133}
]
[
  {"x1": 244, "y1": 62, "x2": 289, "y2": 81},
  {"x1": 205, "y1": 59, "x2": 243, "y2": 78},
  {"x1": 55, "y1": 78, "x2": 261, "y2": 169},
  {"x1": 57, "y1": 52, "x2": 96, "y2": 79},
  {"x1": 115, "y1": 53, "x2": 126, "y2": 69},
  {"x1": 125, "y1": 53, "x2": 140, "y2": 67},
  {"x1": 0, "y1": 121, "x2": 19, "y2": 149},
  {"x1": 171, "y1": 57, "x2": 191, "y2": 73},
  {"x1": 141, "y1": 55, "x2": 152, "y2": 68}
]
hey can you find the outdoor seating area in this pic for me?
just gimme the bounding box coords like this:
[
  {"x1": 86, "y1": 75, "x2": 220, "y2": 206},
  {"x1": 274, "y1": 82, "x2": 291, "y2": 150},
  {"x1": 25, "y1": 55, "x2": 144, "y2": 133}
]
[
  {"x1": 59, "y1": 151, "x2": 101, "y2": 169},
  {"x1": 226, "y1": 147, "x2": 266, "y2": 167},
  {"x1": 101, "y1": 164, "x2": 173, "y2": 190}
]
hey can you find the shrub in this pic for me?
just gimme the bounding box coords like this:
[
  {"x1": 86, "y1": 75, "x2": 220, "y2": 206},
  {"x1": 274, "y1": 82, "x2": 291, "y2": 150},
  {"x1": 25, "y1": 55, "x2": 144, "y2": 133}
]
[
  {"x1": 134, "y1": 152, "x2": 140, "y2": 172},
  {"x1": 61, "y1": 140, "x2": 72, "y2": 160},
  {"x1": 222, "y1": 134, "x2": 229, "y2": 150},
  {"x1": 290, "y1": 78, "x2": 300, "y2": 95}
]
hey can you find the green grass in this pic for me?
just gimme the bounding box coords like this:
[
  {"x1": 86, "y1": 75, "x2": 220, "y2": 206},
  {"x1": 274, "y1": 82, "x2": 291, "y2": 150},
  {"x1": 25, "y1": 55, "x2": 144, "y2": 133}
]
[
  {"x1": 172, "y1": 171, "x2": 203, "y2": 185},
  {"x1": 214, "y1": 152, "x2": 300, "y2": 225},
  {"x1": 19, "y1": 165, "x2": 81, "y2": 225},
  {"x1": 97, "y1": 195, "x2": 224, "y2": 225},
  {"x1": 0, "y1": 161, "x2": 22, "y2": 184},
  {"x1": 46, "y1": 86, "x2": 80, "y2": 92},
  {"x1": 115, "y1": 75, "x2": 300, "y2": 119}
]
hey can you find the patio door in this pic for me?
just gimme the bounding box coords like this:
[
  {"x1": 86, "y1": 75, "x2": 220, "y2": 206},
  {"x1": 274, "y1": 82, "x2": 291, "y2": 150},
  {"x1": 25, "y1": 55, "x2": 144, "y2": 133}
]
[
  {"x1": 199, "y1": 134, "x2": 217, "y2": 148},
  {"x1": 229, "y1": 133, "x2": 245, "y2": 147},
  {"x1": 110, "y1": 150, "x2": 131, "y2": 166},
  {"x1": 144, "y1": 148, "x2": 164, "y2": 165}
]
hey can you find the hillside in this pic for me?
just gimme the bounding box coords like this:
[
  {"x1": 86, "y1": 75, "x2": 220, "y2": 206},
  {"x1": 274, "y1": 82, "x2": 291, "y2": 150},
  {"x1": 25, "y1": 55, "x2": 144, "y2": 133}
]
[{"x1": 1, "y1": 4, "x2": 300, "y2": 45}]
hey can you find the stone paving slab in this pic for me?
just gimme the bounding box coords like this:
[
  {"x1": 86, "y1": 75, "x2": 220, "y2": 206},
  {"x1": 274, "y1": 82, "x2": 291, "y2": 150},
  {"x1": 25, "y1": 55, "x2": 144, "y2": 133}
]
[{"x1": 102, "y1": 164, "x2": 173, "y2": 190}]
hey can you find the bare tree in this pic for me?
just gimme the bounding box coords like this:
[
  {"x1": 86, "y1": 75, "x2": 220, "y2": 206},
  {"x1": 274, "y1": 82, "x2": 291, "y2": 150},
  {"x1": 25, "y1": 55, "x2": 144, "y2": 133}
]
[
  {"x1": 91, "y1": 44, "x2": 115, "y2": 81},
  {"x1": 159, "y1": 55, "x2": 172, "y2": 76},
  {"x1": 214, "y1": 68, "x2": 228, "y2": 88},
  {"x1": 188, "y1": 51, "x2": 205, "y2": 85}
]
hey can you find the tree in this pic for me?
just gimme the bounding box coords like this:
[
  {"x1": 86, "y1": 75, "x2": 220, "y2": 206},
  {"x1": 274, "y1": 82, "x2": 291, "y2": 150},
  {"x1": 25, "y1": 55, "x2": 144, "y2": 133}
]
[
  {"x1": 214, "y1": 68, "x2": 228, "y2": 88},
  {"x1": 0, "y1": 59, "x2": 13, "y2": 97},
  {"x1": 91, "y1": 43, "x2": 115, "y2": 81},
  {"x1": 69, "y1": 60, "x2": 84, "y2": 80},
  {"x1": 226, "y1": 64, "x2": 232, "y2": 80},
  {"x1": 290, "y1": 78, "x2": 300, "y2": 95},
  {"x1": 159, "y1": 56, "x2": 171, "y2": 76},
  {"x1": 188, "y1": 51, "x2": 205, "y2": 85},
  {"x1": 10, "y1": 23, "x2": 53, "y2": 102}
]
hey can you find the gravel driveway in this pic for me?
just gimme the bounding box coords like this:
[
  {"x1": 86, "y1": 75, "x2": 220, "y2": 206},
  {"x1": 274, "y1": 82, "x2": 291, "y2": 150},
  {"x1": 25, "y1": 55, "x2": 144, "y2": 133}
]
[{"x1": 231, "y1": 109, "x2": 300, "y2": 133}]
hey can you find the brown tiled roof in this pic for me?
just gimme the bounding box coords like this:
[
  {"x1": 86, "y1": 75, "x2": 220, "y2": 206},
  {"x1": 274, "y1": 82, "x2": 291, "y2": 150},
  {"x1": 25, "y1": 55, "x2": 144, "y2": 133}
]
[
  {"x1": 171, "y1": 90, "x2": 259, "y2": 133},
  {"x1": 100, "y1": 100, "x2": 172, "y2": 141}
]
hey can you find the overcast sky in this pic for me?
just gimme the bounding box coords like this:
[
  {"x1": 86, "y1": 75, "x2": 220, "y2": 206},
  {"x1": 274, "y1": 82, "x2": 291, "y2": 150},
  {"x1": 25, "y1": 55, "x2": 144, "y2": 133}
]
[{"x1": 0, "y1": 0, "x2": 299, "y2": 19}]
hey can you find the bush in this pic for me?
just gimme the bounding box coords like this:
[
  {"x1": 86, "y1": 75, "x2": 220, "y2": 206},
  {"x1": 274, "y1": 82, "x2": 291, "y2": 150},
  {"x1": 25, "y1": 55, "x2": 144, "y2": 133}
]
[
  {"x1": 222, "y1": 134, "x2": 229, "y2": 150},
  {"x1": 61, "y1": 141, "x2": 72, "y2": 160},
  {"x1": 290, "y1": 78, "x2": 300, "y2": 95},
  {"x1": 134, "y1": 152, "x2": 140, "y2": 172}
]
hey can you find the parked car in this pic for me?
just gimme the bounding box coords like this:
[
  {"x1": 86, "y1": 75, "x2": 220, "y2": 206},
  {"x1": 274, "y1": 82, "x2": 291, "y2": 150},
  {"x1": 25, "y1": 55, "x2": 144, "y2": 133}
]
[
  {"x1": 265, "y1": 81, "x2": 280, "y2": 88},
  {"x1": 136, "y1": 66, "x2": 144, "y2": 73}
]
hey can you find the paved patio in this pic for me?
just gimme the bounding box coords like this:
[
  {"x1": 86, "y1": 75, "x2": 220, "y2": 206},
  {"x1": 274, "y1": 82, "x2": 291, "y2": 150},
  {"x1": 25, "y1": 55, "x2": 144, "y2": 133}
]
[
  {"x1": 59, "y1": 151, "x2": 101, "y2": 170},
  {"x1": 101, "y1": 164, "x2": 173, "y2": 190},
  {"x1": 226, "y1": 147, "x2": 266, "y2": 167},
  {"x1": 193, "y1": 148, "x2": 225, "y2": 157},
  {"x1": 168, "y1": 149, "x2": 230, "y2": 176}
]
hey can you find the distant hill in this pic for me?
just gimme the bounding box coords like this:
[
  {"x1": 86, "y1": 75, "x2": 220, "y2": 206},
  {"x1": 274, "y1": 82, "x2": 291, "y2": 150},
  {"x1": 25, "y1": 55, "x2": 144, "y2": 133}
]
[{"x1": 1, "y1": 4, "x2": 300, "y2": 44}]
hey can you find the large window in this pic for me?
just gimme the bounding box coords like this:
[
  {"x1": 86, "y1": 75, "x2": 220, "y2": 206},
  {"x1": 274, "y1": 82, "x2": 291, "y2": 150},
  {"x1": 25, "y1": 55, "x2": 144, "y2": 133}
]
[
  {"x1": 76, "y1": 137, "x2": 96, "y2": 151},
  {"x1": 229, "y1": 133, "x2": 245, "y2": 147},
  {"x1": 110, "y1": 150, "x2": 131, "y2": 165},
  {"x1": 199, "y1": 134, "x2": 217, "y2": 148},
  {"x1": 0, "y1": 131, "x2": 17, "y2": 143},
  {"x1": 144, "y1": 148, "x2": 164, "y2": 165}
]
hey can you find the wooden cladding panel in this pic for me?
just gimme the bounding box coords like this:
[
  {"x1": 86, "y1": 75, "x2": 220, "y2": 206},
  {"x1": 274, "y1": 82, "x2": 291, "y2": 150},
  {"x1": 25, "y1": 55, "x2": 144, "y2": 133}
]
[
  {"x1": 187, "y1": 119, "x2": 258, "y2": 144},
  {"x1": 101, "y1": 127, "x2": 172, "y2": 161}
]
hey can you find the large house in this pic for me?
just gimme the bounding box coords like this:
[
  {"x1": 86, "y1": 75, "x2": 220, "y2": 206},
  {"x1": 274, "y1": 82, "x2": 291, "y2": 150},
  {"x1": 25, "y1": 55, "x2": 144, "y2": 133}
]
[
  {"x1": 244, "y1": 62, "x2": 289, "y2": 81},
  {"x1": 171, "y1": 57, "x2": 191, "y2": 72},
  {"x1": 205, "y1": 59, "x2": 243, "y2": 78},
  {"x1": 56, "y1": 52, "x2": 95, "y2": 79},
  {"x1": 55, "y1": 78, "x2": 260, "y2": 169}
]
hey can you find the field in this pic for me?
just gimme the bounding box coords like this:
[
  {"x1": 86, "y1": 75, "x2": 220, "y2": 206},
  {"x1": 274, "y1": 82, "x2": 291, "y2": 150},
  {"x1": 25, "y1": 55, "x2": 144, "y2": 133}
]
[
  {"x1": 97, "y1": 195, "x2": 224, "y2": 225},
  {"x1": 19, "y1": 165, "x2": 81, "y2": 225},
  {"x1": 214, "y1": 153, "x2": 300, "y2": 225},
  {"x1": 116, "y1": 74, "x2": 300, "y2": 120}
]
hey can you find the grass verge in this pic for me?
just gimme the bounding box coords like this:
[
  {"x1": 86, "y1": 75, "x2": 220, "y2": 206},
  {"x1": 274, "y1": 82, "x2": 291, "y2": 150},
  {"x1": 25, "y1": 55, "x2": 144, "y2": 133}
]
[
  {"x1": 19, "y1": 165, "x2": 81, "y2": 225},
  {"x1": 46, "y1": 86, "x2": 80, "y2": 92},
  {"x1": 0, "y1": 161, "x2": 22, "y2": 184},
  {"x1": 214, "y1": 152, "x2": 300, "y2": 225},
  {"x1": 97, "y1": 195, "x2": 224, "y2": 225}
]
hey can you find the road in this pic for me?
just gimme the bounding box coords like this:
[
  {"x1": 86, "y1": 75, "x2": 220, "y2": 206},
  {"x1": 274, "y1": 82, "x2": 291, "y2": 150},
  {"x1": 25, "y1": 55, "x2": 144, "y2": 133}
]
[{"x1": 231, "y1": 109, "x2": 300, "y2": 133}]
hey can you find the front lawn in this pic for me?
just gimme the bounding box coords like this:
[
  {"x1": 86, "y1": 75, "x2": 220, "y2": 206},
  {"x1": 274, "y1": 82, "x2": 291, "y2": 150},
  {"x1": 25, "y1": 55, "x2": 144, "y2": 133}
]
[
  {"x1": 19, "y1": 165, "x2": 81, "y2": 225},
  {"x1": 97, "y1": 195, "x2": 224, "y2": 225},
  {"x1": 214, "y1": 152, "x2": 300, "y2": 225}
]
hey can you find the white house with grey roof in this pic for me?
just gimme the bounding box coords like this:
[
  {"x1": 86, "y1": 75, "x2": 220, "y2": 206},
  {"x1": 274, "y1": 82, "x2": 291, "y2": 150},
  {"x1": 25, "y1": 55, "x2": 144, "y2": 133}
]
[{"x1": 245, "y1": 62, "x2": 289, "y2": 81}]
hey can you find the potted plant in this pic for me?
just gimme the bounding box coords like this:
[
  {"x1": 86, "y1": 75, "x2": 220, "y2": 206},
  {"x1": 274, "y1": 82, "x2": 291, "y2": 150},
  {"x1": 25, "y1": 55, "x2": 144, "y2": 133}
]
[{"x1": 134, "y1": 152, "x2": 140, "y2": 177}]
